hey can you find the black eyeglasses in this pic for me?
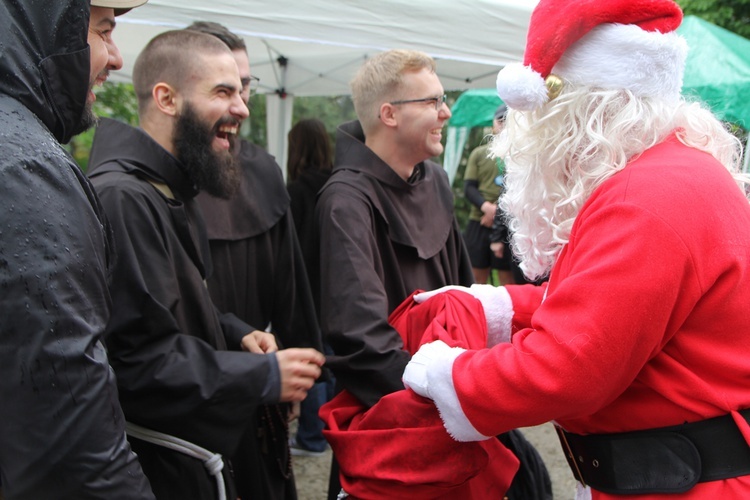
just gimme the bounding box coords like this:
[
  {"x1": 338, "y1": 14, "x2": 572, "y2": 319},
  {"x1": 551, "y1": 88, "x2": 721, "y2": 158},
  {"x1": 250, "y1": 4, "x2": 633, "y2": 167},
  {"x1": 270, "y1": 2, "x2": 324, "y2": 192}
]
[
  {"x1": 390, "y1": 94, "x2": 447, "y2": 111},
  {"x1": 241, "y1": 75, "x2": 261, "y2": 95}
]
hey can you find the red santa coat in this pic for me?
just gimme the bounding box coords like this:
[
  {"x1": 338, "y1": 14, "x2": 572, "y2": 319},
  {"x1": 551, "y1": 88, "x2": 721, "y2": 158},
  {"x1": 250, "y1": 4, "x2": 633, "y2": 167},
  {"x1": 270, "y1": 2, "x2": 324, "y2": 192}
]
[{"x1": 433, "y1": 136, "x2": 750, "y2": 499}]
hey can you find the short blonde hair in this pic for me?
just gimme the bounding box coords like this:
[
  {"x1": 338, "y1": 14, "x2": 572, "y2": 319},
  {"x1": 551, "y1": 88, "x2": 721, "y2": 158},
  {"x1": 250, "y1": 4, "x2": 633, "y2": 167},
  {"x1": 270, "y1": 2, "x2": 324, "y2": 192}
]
[{"x1": 350, "y1": 49, "x2": 436, "y2": 134}]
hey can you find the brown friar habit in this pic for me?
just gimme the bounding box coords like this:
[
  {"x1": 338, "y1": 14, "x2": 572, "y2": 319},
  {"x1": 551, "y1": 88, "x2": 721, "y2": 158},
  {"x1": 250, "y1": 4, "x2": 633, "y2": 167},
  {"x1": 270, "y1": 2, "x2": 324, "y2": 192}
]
[
  {"x1": 316, "y1": 120, "x2": 473, "y2": 409},
  {"x1": 196, "y1": 140, "x2": 323, "y2": 500},
  {"x1": 88, "y1": 118, "x2": 279, "y2": 500},
  {"x1": 317, "y1": 122, "x2": 552, "y2": 500}
]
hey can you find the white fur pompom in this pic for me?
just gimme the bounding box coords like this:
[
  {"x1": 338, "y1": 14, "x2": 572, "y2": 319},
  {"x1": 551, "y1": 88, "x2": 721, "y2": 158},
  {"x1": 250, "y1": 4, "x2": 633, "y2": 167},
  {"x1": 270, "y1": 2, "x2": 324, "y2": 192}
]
[{"x1": 496, "y1": 62, "x2": 548, "y2": 111}]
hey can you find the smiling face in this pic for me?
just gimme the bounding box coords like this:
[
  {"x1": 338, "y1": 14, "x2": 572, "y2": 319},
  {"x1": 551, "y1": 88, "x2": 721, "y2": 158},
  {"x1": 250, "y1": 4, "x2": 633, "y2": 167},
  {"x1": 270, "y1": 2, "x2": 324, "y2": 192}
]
[
  {"x1": 87, "y1": 7, "x2": 123, "y2": 105},
  {"x1": 73, "y1": 6, "x2": 123, "y2": 135},
  {"x1": 178, "y1": 51, "x2": 249, "y2": 155},
  {"x1": 170, "y1": 51, "x2": 248, "y2": 197},
  {"x1": 390, "y1": 68, "x2": 452, "y2": 164}
]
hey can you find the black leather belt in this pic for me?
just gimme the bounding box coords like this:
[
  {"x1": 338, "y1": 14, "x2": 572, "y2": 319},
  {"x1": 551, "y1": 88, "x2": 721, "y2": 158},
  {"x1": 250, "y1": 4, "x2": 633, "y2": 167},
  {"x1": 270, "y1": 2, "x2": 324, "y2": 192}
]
[{"x1": 555, "y1": 409, "x2": 750, "y2": 495}]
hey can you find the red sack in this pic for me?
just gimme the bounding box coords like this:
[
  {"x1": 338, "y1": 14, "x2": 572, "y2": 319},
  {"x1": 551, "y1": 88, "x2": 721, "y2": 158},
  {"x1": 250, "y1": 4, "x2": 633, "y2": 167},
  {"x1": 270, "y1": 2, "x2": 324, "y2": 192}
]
[{"x1": 320, "y1": 290, "x2": 519, "y2": 499}]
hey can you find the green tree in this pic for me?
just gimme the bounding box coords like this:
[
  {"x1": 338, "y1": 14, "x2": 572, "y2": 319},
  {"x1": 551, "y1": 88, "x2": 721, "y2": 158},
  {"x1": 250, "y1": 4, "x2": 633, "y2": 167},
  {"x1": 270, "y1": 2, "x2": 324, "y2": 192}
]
[
  {"x1": 292, "y1": 95, "x2": 357, "y2": 147},
  {"x1": 677, "y1": 0, "x2": 750, "y2": 38},
  {"x1": 69, "y1": 83, "x2": 140, "y2": 171}
]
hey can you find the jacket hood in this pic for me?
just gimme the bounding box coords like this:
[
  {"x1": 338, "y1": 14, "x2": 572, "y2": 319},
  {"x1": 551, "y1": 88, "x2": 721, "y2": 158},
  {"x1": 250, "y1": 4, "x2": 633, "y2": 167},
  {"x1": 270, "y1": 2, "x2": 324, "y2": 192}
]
[{"x1": 0, "y1": 0, "x2": 90, "y2": 144}]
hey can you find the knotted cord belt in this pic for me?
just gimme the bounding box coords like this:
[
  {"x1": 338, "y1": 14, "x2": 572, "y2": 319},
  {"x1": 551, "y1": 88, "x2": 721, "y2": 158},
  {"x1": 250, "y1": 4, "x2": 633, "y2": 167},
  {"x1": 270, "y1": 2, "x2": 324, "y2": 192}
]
[{"x1": 126, "y1": 422, "x2": 227, "y2": 500}]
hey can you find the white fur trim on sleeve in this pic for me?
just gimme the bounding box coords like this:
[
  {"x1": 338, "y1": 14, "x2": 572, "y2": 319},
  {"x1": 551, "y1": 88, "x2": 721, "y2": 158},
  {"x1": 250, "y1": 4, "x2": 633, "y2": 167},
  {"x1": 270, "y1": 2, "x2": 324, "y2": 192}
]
[
  {"x1": 426, "y1": 347, "x2": 492, "y2": 442},
  {"x1": 468, "y1": 284, "x2": 513, "y2": 347}
]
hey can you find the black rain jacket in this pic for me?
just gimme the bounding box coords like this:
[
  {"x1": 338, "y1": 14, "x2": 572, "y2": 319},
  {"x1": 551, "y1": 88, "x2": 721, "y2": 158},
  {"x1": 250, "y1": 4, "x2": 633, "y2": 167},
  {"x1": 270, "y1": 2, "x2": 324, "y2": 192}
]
[{"x1": 0, "y1": 1, "x2": 153, "y2": 498}]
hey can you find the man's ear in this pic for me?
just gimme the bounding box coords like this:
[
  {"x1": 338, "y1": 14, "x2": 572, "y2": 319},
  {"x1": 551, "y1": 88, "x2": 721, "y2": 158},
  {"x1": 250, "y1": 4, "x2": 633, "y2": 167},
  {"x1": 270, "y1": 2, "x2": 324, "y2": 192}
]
[
  {"x1": 379, "y1": 102, "x2": 398, "y2": 128},
  {"x1": 152, "y1": 82, "x2": 179, "y2": 117}
]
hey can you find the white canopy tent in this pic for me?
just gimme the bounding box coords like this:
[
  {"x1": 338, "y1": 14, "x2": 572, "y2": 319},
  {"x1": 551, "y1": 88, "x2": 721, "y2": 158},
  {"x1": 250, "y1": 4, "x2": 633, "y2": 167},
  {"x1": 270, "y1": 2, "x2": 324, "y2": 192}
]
[{"x1": 110, "y1": 0, "x2": 537, "y2": 168}]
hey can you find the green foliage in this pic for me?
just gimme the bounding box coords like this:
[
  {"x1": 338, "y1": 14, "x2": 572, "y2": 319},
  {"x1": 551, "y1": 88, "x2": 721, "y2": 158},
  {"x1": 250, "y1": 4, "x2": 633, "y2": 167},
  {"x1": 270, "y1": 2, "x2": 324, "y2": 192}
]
[
  {"x1": 69, "y1": 83, "x2": 140, "y2": 171},
  {"x1": 242, "y1": 93, "x2": 268, "y2": 146},
  {"x1": 677, "y1": 0, "x2": 750, "y2": 38},
  {"x1": 94, "y1": 83, "x2": 140, "y2": 125},
  {"x1": 292, "y1": 95, "x2": 357, "y2": 147}
]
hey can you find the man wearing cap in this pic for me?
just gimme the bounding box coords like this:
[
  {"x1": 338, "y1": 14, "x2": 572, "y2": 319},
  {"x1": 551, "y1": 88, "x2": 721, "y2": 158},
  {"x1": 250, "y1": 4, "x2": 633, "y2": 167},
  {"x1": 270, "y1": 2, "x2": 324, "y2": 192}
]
[
  {"x1": 462, "y1": 104, "x2": 513, "y2": 285},
  {"x1": 406, "y1": 0, "x2": 750, "y2": 498},
  {"x1": 0, "y1": 1, "x2": 154, "y2": 499}
]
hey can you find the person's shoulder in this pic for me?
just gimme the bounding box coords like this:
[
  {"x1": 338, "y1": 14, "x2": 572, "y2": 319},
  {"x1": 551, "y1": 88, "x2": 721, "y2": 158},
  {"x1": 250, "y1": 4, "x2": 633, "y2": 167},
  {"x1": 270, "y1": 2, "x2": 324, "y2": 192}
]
[
  {"x1": 422, "y1": 159, "x2": 452, "y2": 191},
  {"x1": 467, "y1": 143, "x2": 491, "y2": 162},
  {"x1": 91, "y1": 166, "x2": 167, "y2": 208},
  {"x1": 612, "y1": 139, "x2": 723, "y2": 195},
  {"x1": 469, "y1": 143, "x2": 491, "y2": 156},
  {"x1": 317, "y1": 169, "x2": 371, "y2": 208},
  {"x1": 241, "y1": 140, "x2": 283, "y2": 174}
]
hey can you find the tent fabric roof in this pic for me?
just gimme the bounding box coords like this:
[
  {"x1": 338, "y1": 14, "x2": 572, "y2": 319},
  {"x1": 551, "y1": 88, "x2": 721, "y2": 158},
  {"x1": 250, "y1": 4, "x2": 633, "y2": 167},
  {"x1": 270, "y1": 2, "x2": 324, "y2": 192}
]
[
  {"x1": 679, "y1": 15, "x2": 750, "y2": 129},
  {"x1": 112, "y1": 0, "x2": 538, "y2": 96}
]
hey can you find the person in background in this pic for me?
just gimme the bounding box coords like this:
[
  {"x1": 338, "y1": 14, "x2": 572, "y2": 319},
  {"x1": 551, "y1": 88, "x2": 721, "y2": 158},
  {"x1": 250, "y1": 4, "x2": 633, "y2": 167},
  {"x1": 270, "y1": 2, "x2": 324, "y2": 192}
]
[
  {"x1": 489, "y1": 201, "x2": 544, "y2": 286},
  {"x1": 87, "y1": 29, "x2": 324, "y2": 500},
  {"x1": 0, "y1": 1, "x2": 154, "y2": 498},
  {"x1": 463, "y1": 104, "x2": 513, "y2": 285},
  {"x1": 286, "y1": 117, "x2": 336, "y2": 457},
  {"x1": 187, "y1": 21, "x2": 324, "y2": 500},
  {"x1": 405, "y1": 0, "x2": 750, "y2": 498}
]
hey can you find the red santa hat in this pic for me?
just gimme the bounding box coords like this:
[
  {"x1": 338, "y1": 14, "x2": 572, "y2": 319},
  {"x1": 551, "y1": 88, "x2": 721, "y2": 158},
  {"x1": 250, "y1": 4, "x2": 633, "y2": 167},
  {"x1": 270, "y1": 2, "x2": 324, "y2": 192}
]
[{"x1": 497, "y1": 0, "x2": 688, "y2": 110}]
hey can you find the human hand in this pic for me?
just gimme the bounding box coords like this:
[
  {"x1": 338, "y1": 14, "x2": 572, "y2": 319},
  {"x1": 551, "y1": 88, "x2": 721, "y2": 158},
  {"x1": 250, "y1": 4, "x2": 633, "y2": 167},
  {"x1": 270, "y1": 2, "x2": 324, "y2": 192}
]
[
  {"x1": 288, "y1": 402, "x2": 301, "y2": 422},
  {"x1": 480, "y1": 202, "x2": 497, "y2": 227},
  {"x1": 241, "y1": 330, "x2": 278, "y2": 353},
  {"x1": 490, "y1": 241, "x2": 504, "y2": 258},
  {"x1": 276, "y1": 348, "x2": 325, "y2": 403}
]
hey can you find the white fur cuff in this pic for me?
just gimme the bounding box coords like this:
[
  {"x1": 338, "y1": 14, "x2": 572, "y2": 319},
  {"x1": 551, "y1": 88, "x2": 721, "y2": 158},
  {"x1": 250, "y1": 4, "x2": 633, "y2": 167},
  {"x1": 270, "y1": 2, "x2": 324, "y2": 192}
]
[
  {"x1": 426, "y1": 347, "x2": 492, "y2": 442},
  {"x1": 468, "y1": 284, "x2": 514, "y2": 347}
]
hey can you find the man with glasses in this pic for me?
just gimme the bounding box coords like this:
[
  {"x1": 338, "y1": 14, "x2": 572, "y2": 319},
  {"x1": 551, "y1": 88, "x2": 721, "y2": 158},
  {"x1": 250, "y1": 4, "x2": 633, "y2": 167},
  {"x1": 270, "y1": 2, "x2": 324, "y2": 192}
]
[
  {"x1": 187, "y1": 21, "x2": 324, "y2": 500},
  {"x1": 315, "y1": 49, "x2": 474, "y2": 498}
]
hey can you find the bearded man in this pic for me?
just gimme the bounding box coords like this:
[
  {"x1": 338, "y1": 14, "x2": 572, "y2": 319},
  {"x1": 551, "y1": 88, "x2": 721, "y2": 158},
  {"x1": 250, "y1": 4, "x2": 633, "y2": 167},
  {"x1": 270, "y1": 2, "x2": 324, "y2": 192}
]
[
  {"x1": 404, "y1": 0, "x2": 750, "y2": 498},
  {"x1": 87, "y1": 29, "x2": 324, "y2": 500}
]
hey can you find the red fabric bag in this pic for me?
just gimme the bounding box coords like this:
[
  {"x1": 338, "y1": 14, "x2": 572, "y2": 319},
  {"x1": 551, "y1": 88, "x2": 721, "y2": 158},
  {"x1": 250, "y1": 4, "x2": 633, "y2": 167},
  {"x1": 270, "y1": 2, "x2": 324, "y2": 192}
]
[{"x1": 320, "y1": 290, "x2": 519, "y2": 499}]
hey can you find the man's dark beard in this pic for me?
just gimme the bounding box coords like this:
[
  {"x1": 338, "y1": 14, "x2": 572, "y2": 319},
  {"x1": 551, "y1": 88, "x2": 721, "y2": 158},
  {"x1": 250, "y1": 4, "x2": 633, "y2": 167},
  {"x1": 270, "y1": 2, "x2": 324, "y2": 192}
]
[
  {"x1": 70, "y1": 102, "x2": 97, "y2": 137},
  {"x1": 173, "y1": 102, "x2": 241, "y2": 199}
]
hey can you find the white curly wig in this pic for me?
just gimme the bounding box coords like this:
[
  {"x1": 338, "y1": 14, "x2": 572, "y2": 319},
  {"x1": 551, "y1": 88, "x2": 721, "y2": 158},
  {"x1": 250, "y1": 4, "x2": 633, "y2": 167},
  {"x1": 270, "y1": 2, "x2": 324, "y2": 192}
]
[{"x1": 491, "y1": 85, "x2": 748, "y2": 281}]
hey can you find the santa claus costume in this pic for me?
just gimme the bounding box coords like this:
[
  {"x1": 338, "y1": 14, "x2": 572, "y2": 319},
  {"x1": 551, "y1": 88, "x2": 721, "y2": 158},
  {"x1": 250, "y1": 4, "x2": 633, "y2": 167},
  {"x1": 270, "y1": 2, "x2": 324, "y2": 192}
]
[{"x1": 404, "y1": 0, "x2": 750, "y2": 498}]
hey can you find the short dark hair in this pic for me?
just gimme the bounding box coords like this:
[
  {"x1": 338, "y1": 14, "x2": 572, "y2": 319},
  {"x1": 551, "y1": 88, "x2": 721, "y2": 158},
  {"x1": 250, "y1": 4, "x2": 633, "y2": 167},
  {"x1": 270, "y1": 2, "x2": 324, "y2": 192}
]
[
  {"x1": 185, "y1": 21, "x2": 246, "y2": 52},
  {"x1": 493, "y1": 104, "x2": 508, "y2": 122},
  {"x1": 133, "y1": 29, "x2": 232, "y2": 112},
  {"x1": 286, "y1": 118, "x2": 333, "y2": 182}
]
